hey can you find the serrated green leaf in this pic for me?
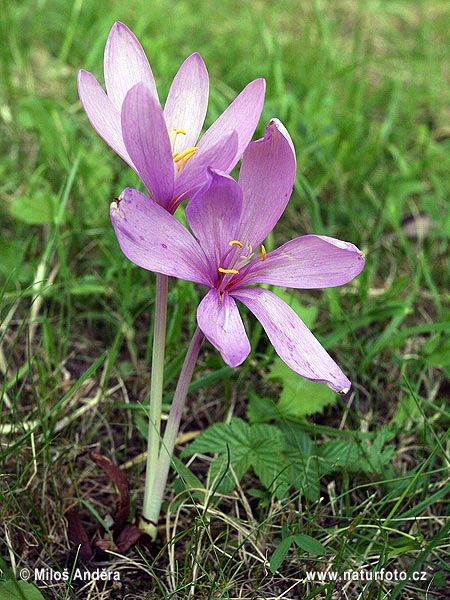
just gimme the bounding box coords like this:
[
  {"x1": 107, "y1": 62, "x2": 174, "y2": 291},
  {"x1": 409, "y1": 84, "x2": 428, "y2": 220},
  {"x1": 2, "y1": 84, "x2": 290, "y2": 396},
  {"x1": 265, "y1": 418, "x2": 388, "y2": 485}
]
[
  {"x1": 321, "y1": 439, "x2": 362, "y2": 471},
  {"x1": 270, "y1": 536, "x2": 293, "y2": 573},
  {"x1": 366, "y1": 429, "x2": 395, "y2": 472},
  {"x1": 249, "y1": 423, "x2": 289, "y2": 498},
  {"x1": 293, "y1": 533, "x2": 326, "y2": 555},
  {"x1": 320, "y1": 429, "x2": 395, "y2": 475},
  {"x1": 208, "y1": 453, "x2": 251, "y2": 494},
  {"x1": 279, "y1": 422, "x2": 313, "y2": 454},
  {"x1": 183, "y1": 418, "x2": 290, "y2": 497},
  {"x1": 286, "y1": 451, "x2": 322, "y2": 501},
  {"x1": 266, "y1": 358, "x2": 336, "y2": 417},
  {"x1": 181, "y1": 417, "x2": 251, "y2": 457},
  {"x1": 246, "y1": 392, "x2": 280, "y2": 424}
]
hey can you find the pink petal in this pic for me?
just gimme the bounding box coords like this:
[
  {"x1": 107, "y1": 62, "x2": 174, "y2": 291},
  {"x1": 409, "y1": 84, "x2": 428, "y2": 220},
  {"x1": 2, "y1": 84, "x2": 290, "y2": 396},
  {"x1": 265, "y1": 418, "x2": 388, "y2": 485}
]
[
  {"x1": 121, "y1": 83, "x2": 174, "y2": 209},
  {"x1": 171, "y1": 130, "x2": 238, "y2": 208},
  {"x1": 197, "y1": 78, "x2": 266, "y2": 168},
  {"x1": 110, "y1": 187, "x2": 211, "y2": 286},
  {"x1": 240, "y1": 235, "x2": 365, "y2": 288},
  {"x1": 237, "y1": 119, "x2": 297, "y2": 248},
  {"x1": 232, "y1": 287, "x2": 351, "y2": 393},
  {"x1": 197, "y1": 289, "x2": 250, "y2": 367},
  {"x1": 185, "y1": 171, "x2": 243, "y2": 277},
  {"x1": 104, "y1": 22, "x2": 158, "y2": 111},
  {"x1": 77, "y1": 69, "x2": 133, "y2": 168},
  {"x1": 164, "y1": 53, "x2": 209, "y2": 152}
]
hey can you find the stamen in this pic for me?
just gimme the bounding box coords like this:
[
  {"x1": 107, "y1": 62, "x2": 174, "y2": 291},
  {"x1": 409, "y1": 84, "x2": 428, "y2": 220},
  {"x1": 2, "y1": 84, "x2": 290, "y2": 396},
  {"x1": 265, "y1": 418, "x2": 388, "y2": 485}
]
[
  {"x1": 174, "y1": 128, "x2": 187, "y2": 135},
  {"x1": 261, "y1": 244, "x2": 267, "y2": 261},
  {"x1": 172, "y1": 151, "x2": 179, "y2": 159},
  {"x1": 173, "y1": 147, "x2": 198, "y2": 163},
  {"x1": 229, "y1": 240, "x2": 243, "y2": 248},
  {"x1": 218, "y1": 267, "x2": 239, "y2": 275}
]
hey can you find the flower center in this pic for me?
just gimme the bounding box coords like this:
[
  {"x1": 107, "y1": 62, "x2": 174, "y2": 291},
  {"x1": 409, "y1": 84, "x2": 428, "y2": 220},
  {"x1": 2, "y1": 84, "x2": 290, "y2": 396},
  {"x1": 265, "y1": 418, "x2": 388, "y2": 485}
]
[
  {"x1": 168, "y1": 129, "x2": 198, "y2": 172},
  {"x1": 217, "y1": 240, "x2": 267, "y2": 285}
]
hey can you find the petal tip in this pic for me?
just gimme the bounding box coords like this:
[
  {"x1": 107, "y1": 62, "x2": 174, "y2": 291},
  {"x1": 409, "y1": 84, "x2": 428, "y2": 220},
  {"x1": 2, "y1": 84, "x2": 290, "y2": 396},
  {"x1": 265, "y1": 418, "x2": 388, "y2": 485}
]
[{"x1": 338, "y1": 385, "x2": 351, "y2": 395}]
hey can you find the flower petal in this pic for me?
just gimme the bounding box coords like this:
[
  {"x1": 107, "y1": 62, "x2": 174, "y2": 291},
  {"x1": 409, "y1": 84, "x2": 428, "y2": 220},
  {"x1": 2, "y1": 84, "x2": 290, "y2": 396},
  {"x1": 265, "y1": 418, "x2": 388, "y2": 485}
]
[
  {"x1": 197, "y1": 289, "x2": 250, "y2": 367},
  {"x1": 77, "y1": 69, "x2": 133, "y2": 168},
  {"x1": 185, "y1": 171, "x2": 243, "y2": 277},
  {"x1": 164, "y1": 53, "x2": 209, "y2": 152},
  {"x1": 197, "y1": 78, "x2": 266, "y2": 169},
  {"x1": 110, "y1": 187, "x2": 211, "y2": 285},
  {"x1": 171, "y1": 129, "x2": 238, "y2": 208},
  {"x1": 104, "y1": 21, "x2": 158, "y2": 111},
  {"x1": 121, "y1": 83, "x2": 174, "y2": 209},
  {"x1": 240, "y1": 235, "x2": 365, "y2": 288},
  {"x1": 237, "y1": 119, "x2": 297, "y2": 248},
  {"x1": 232, "y1": 287, "x2": 351, "y2": 393}
]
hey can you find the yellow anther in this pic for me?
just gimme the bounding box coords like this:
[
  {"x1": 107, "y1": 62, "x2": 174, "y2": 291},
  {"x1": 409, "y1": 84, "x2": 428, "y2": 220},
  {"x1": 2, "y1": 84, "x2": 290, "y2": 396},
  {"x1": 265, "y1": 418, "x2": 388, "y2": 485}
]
[
  {"x1": 173, "y1": 147, "x2": 198, "y2": 163},
  {"x1": 174, "y1": 128, "x2": 187, "y2": 135},
  {"x1": 218, "y1": 267, "x2": 239, "y2": 275},
  {"x1": 229, "y1": 240, "x2": 243, "y2": 248},
  {"x1": 172, "y1": 151, "x2": 179, "y2": 159},
  {"x1": 261, "y1": 244, "x2": 267, "y2": 261}
]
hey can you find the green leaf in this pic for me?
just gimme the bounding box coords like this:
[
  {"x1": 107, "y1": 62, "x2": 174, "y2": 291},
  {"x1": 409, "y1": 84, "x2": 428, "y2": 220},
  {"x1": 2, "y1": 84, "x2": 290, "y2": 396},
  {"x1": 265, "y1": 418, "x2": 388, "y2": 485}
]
[
  {"x1": 285, "y1": 451, "x2": 322, "y2": 501},
  {"x1": 0, "y1": 580, "x2": 46, "y2": 600},
  {"x1": 321, "y1": 439, "x2": 362, "y2": 471},
  {"x1": 171, "y1": 456, "x2": 205, "y2": 491},
  {"x1": 270, "y1": 536, "x2": 293, "y2": 573},
  {"x1": 207, "y1": 453, "x2": 250, "y2": 494},
  {"x1": 182, "y1": 417, "x2": 251, "y2": 457},
  {"x1": 248, "y1": 423, "x2": 289, "y2": 498},
  {"x1": 9, "y1": 195, "x2": 54, "y2": 225},
  {"x1": 183, "y1": 418, "x2": 289, "y2": 498},
  {"x1": 266, "y1": 358, "x2": 337, "y2": 417},
  {"x1": 246, "y1": 392, "x2": 280, "y2": 424},
  {"x1": 320, "y1": 429, "x2": 395, "y2": 475},
  {"x1": 293, "y1": 533, "x2": 326, "y2": 555}
]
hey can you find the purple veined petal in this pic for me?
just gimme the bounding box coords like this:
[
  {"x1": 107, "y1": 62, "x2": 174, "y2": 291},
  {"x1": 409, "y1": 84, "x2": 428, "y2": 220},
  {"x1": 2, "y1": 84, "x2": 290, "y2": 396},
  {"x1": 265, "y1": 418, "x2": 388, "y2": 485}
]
[
  {"x1": 197, "y1": 78, "x2": 266, "y2": 168},
  {"x1": 239, "y1": 235, "x2": 365, "y2": 289},
  {"x1": 185, "y1": 170, "x2": 243, "y2": 277},
  {"x1": 104, "y1": 21, "x2": 158, "y2": 111},
  {"x1": 232, "y1": 287, "x2": 351, "y2": 393},
  {"x1": 78, "y1": 70, "x2": 134, "y2": 169},
  {"x1": 110, "y1": 187, "x2": 212, "y2": 286},
  {"x1": 121, "y1": 83, "x2": 174, "y2": 209},
  {"x1": 171, "y1": 129, "x2": 239, "y2": 209},
  {"x1": 197, "y1": 289, "x2": 251, "y2": 368},
  {"x1": 237, "y1": 119, "x2": 297, "y2": 248},
  {"x1": 164, "y1": 53, "x2": 209, "y2": 152}
]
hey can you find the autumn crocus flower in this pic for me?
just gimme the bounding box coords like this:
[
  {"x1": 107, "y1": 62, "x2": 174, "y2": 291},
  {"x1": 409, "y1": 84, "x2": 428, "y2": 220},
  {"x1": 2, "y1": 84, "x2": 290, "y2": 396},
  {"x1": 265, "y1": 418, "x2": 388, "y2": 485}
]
[
  {"x1": 78, "y1": 21, "x2": 265, "y2": 213},
  {"x1": 110, "y1": 120, "x2": 365, "y2": 393}
]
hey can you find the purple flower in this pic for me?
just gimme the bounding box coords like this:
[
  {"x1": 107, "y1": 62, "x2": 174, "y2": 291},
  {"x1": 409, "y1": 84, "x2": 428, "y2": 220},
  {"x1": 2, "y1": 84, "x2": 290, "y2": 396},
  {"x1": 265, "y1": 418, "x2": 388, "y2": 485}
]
[
  {"x1": 78, "y1": 22, "x2": 266, "y2": 213},
  {"x1": 110, "y1": 120, "x2": 365, "y2": 393}
]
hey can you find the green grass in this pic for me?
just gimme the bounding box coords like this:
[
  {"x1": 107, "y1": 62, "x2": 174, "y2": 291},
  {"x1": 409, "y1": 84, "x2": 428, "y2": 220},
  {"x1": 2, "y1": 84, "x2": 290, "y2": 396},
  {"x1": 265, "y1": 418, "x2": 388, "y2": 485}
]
[{"x1": 1, "y1": 0, "x2": 449, "y2": 598}]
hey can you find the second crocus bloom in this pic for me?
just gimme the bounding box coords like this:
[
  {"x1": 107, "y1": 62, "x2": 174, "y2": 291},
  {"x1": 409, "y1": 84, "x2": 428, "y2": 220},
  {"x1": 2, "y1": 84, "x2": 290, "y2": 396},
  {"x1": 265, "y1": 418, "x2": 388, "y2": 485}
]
[
  {"x1": 110, "y1": 120, "x2": 365, "y2": 393},
  {"x1": 78, "y1": 21, "x2": 266, "y2": 213}
]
